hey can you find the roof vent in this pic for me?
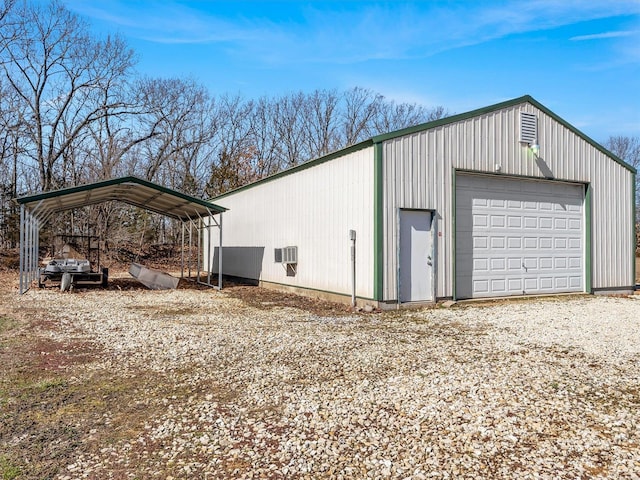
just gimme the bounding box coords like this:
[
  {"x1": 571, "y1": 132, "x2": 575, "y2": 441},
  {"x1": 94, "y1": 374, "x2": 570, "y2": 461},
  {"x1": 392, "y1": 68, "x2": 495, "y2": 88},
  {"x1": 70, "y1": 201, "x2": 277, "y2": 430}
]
[{"x1": 520, "y1": 112, "x2": 537, "y2": 144}]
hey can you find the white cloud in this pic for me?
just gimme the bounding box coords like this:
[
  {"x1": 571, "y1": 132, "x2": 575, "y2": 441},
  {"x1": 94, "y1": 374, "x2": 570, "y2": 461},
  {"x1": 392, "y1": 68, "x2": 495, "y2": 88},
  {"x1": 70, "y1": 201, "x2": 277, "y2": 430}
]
[
  {"x1": 570, "y1": 31, "x2": 636, "y2": 41},
  {"x1": 65, "y1": 0, "x2": 640, "y2": 64}
]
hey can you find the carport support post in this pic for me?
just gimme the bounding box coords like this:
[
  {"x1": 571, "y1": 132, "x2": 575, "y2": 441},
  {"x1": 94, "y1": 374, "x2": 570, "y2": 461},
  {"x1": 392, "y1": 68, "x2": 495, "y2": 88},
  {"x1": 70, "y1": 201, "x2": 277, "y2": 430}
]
[
  {"x1": 218, "y1": 212, "x2": 222, "y2": 290},
  {"x1": 27, "y1": 210, "x2": 35, "y2": 287},
  {"x1": 188, "y1": 221, "x2": 192, "y2": 279},
  {"x1": 19, "y1": 204, "x2": 24, "y2": 294},
  {"x1": 30, "y1": 215, "x2": 37, "y2": 284},
  {"x1": 204, "y1": 214, "x2": 211, "y2": 286},
  {"x1": 34, "y1": 217, "x2": 38, "y2": 282},
  {"x1": 180, "y1": 222, "x2": 185, "y2": 279},
  {"x1": 196, "y1": 217, "x2": 201, "y2": 283},
  {"x1": 206, "y1": 217, "x2": 211, "y2": 285}
]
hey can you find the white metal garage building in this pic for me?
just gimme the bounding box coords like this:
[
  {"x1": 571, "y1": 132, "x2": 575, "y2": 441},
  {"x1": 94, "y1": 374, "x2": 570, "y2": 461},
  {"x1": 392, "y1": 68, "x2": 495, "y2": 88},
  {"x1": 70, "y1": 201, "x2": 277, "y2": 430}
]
[{"x1": 205, "y1": 95, "x2": 636, "y2": 305}]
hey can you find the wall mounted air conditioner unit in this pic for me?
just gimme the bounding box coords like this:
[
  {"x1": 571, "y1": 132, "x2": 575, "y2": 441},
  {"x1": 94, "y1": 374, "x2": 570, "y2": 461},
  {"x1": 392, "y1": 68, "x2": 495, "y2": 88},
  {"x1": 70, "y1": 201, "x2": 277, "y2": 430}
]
[
  {"x1": 282, "y1": 246, "x2": 297, "y2": 264},
  {"x1": 274, "y1": 246, "x2": 297, "y2": 264}
]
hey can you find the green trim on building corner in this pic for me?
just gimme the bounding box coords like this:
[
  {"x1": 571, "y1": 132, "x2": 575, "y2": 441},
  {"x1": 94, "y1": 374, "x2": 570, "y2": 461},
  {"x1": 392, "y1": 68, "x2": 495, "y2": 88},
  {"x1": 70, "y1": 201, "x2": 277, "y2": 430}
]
[
  {"x1": 373, "y1": 142, "x2": 384, "y2": 301},
  {"x1": 452, "y1": 169, "x2": 457, "y2": 301},
  {"x1": 633, "y1": 173, "x2": 637, "y2": 287},
  {"x1": 585, "y1": 184, "x2": 592, "y2": 293}
]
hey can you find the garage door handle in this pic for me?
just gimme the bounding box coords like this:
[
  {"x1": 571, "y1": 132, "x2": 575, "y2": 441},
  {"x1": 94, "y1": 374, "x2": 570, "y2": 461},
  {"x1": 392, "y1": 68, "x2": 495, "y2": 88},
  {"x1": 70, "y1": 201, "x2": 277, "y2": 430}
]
[{"x1": 427, "y1": 255, "x2": 432, "y2": 266}]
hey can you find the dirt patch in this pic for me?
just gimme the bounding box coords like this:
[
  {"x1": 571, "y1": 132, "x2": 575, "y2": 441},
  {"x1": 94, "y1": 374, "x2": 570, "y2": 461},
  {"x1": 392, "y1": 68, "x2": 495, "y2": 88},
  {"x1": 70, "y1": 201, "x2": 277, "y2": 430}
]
[{"x1": 222, "y1": 283, "x2": 356, "y2": 316}]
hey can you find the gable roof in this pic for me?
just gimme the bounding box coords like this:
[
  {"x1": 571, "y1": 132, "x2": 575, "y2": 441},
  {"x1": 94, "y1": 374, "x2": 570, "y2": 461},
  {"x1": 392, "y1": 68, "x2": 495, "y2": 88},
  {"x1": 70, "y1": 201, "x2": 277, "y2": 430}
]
[
  {"x1": 372, "y1": 94, "x2": 634, "y2": 173},
  {"x1": 16, "y1": 176, "x2": 226, "y2": 223},
  {"x1": 213, "y1": 94, "x2": 635, "y2": 200}
]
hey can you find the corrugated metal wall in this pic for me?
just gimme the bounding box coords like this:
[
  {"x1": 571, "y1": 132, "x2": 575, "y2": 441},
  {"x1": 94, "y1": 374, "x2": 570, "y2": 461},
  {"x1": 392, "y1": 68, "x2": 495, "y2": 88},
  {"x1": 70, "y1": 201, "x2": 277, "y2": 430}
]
[
  {"x1": 208, "y1": 146, "x2": 376, "y2": 299},
  {"x1": 382, "y1": 102, "x2": 634, "y2": 300}
]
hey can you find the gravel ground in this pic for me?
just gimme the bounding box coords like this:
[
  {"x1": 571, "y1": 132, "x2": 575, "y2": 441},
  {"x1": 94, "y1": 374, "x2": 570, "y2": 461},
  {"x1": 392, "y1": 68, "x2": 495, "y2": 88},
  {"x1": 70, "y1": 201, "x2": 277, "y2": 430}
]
[{"x1": 10, "y1": 286, "x2": 640, "y2": 479}]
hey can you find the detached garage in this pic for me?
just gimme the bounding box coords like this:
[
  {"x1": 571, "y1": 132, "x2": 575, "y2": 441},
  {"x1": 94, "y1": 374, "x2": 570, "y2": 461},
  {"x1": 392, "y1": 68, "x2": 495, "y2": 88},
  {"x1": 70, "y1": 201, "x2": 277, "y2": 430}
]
[{"x1": 205, "y1": 95, "x2": 636, "y2": 306}]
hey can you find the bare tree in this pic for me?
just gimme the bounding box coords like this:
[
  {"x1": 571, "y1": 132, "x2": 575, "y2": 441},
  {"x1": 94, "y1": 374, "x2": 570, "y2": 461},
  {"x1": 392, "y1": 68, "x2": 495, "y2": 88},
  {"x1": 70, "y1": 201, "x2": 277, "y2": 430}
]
[
  {"x1": 130, "y1": 77, "x2": 215, "y2": 188},
  {"x1": 374, "y1": 100, "x2": 447, "y2": 133},
  {"x1": 272, "y1": 92, "x2": 307, "y2": 169},
  {"x1": 0, "y1": 0, "x2": 458, "y2": 250},
  {"x1": 301, "y1": 89, "x2": 340, "y2": 159},
  {"x1": 605, "y1": 135, "x2": 640, "y2": 223},
  {"x1": 248, "y1": 96, "x2": 279, "y2": 177},
  {"x1": 205, "y1": 93, "x2": 256, "y2": 194},
  {"x1": 221, "y1": 89, "x2": 449, "y2": 184},
  {"x1": 0, "y1": 0, "x2": 135, "y2": 191},
  {"x1": 0, "y1": 0, "x2": 15, "y2": 34},
  {"x1": 340, "y1": 87, "x2": 382, "y2": 145},
  {"x1": 606, "y1": 136, "x2": 640, "y2": 169}
]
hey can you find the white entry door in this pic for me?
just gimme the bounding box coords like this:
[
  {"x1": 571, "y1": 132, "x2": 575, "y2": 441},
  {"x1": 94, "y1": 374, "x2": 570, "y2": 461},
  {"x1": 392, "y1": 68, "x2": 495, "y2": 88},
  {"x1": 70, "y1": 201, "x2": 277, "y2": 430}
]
[{"x1": 399, "y1": 210, "x2": 434, "y2": 302}]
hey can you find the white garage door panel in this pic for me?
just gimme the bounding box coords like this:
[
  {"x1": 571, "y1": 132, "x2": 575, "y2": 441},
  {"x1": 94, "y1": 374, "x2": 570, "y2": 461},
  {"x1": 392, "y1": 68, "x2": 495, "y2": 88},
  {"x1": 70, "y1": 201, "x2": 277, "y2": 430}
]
[{"x1": 456, "y1": 174, "x2": 584, "y2": 299}]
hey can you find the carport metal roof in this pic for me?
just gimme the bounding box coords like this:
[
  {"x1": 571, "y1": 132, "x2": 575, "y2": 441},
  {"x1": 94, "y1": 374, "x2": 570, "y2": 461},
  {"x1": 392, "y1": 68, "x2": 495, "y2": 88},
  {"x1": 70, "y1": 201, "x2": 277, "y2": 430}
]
[
  {"x1": 16, "y1": 176, "x2": 226, "y2": 223},
  {"x1": 16, "y1": 176, "x2": 226, "y2": 294}
]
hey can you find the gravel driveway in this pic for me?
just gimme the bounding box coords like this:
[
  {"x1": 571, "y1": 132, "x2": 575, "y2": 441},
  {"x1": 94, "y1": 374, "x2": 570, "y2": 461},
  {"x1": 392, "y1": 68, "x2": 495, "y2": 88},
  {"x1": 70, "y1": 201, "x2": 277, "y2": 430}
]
[{"x1": 13, "y1": 287, "x2": 640, "y2": 479}]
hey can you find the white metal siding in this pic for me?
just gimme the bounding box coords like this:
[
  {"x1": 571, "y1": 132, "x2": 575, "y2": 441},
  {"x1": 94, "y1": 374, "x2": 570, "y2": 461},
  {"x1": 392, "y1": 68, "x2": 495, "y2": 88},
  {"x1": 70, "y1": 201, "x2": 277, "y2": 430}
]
[
  {"x1": 207, "y1": 146, "x2": 375, "y2": 299},
  {"x1": 382, "y1": 103, "x2": 634, "y2": 300}
]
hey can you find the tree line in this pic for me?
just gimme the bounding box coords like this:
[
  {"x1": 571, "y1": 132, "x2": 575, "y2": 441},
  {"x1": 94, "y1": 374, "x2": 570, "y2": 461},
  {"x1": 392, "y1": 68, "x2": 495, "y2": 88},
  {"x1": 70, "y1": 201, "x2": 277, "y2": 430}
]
[
  {"x1": 0, "y1": 0, "x2": 637, "y2": 253},
  {"x1": 0, "y1": 0, "x2": 450, "y2": 250}
]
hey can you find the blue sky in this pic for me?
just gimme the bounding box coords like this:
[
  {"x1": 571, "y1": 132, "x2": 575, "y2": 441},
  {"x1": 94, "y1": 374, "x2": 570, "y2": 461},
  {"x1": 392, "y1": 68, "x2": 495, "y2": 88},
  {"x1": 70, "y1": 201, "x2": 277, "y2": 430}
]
[{"x1": 63, "y1": 0, "x2": 639, "y2": 142}]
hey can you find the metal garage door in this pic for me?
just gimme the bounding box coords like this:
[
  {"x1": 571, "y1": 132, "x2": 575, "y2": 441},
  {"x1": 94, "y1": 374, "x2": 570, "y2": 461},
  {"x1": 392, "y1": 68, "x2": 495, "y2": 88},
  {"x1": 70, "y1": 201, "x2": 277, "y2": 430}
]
[{"x1": 456, "y1": 174, "x2": 584, "y2": 299}]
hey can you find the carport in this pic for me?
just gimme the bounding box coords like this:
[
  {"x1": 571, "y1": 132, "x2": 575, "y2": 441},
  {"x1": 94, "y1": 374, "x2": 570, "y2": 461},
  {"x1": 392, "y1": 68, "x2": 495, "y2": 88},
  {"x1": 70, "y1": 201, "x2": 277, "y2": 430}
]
[{"x1": 15, "y1": 176, "x2": 226, "y2": 294}]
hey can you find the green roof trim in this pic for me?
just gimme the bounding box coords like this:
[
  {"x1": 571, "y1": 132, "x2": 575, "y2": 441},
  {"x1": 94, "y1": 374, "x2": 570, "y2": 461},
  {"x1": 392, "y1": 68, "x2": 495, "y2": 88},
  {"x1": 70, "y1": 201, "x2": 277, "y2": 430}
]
[
  {"x1": 213, "y1": 95, "x2": 635, "y2": 203},
  {"x1": 16, "y1": 176, "x2": 224, "y2": 211},
  {"x1": 213, "y1": 140, "x2": 374, "y2": 200},
  {"x1": 372, "y1": 94, "x2": 636, "y2": 174},
  {"x1": 524, "y1": 96, "x2": 636, "y2": 174},
  {"x1": 16, "y1": 176, "x2": 226, "y2": 221},
  {"x1": 371, "y1": 95, "x2": 535, "y2": 143}
]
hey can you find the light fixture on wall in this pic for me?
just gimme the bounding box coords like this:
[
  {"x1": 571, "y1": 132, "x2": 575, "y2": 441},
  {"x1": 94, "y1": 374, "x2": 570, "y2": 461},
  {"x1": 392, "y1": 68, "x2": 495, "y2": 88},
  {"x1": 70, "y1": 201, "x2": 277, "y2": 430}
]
[{"x1": 529, "y1": 140, "x2": 540, "y2": 157}]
